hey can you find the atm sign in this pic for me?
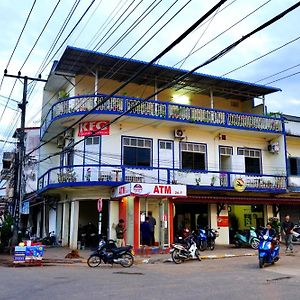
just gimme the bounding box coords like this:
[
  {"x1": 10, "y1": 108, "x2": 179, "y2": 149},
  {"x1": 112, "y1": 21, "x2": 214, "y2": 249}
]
[{"x1": 78, "y1": 121, "x2": 110, "y2": 136}]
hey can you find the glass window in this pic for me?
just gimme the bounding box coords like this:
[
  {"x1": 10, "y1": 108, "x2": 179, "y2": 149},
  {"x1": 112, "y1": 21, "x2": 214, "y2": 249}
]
[
  {"x1": 181, "y1": 142, "x2": 206, "y2": 170},
  {"x1": 85, "y1": 136, "x2": 100, "y2": 145},
  {"x1": 289, "y1": 157, "x2": 299, "y2": 175},
  {"x1": 123, "y1": 137, "x2": 152, "y2": 167}
]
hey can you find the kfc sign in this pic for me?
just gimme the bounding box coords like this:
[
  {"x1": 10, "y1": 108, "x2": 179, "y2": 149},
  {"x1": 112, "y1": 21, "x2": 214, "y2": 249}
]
[{"x1": 78, "y1": 121, "x2": 110, "y2": 136}]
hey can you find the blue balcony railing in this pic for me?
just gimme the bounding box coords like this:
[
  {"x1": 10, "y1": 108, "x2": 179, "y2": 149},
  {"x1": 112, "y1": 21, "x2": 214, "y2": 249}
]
[
  {"x1": 37, "y1": 164, "x2": 287, "y2": 193},
  {"x1": 40, "y1": 94, "x2": 283, "y2": 137}
]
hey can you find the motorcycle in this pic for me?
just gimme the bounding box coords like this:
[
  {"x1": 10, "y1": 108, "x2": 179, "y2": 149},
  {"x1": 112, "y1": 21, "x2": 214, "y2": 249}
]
[
  {"x1": 170, "y1": 233, "x2": 201, "y2": 264},
  {"x1": 234, "y1": 226, "x2": 259, "y2": 249},
  {"x1": 292, "y1": 224, "x2": 300, "y2": 242},
  {"x1": 87, "y1": 238, "x2": 134, "y2": 268},
  {"x1": 196, "y1": 228, "x2": 219, "y2": 251},
  {"x1": 258, "y1": 235, "x2": 280, "y2": 268}
]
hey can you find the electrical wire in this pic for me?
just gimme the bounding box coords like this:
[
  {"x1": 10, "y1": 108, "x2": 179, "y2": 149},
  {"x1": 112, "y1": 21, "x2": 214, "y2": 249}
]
[
  {"x1": 34, "y1": 0, "x2": 300, "y2": 166},
  {"x1": 27, "y1": 0, "x2": 228, "y2": 158}
]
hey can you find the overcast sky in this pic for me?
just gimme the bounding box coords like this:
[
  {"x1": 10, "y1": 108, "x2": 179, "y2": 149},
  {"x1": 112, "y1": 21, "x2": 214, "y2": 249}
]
[{"x1": 0, "y1": 0, "x2": 300, "y2": 153}]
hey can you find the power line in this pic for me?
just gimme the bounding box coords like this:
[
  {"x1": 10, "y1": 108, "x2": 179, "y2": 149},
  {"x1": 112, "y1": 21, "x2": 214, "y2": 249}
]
[
  {"x1": 265, "y1": 70, "x2": 300, "y2": 85},
  {"x1": 35, "y1": 0, "x2": 300, "y2": 165},
  {"x1": 27, "y1": 0, "x2": 228, "y2": 158}
]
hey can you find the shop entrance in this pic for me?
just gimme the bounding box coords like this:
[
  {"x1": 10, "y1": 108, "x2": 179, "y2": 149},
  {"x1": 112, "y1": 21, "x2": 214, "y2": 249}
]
[
  {"x1": 78, "y1": 200, "x2": 109, "y2": 248},
  {"x1": 139, "y1": 198, "x2": 169, "y2": 247},
  {"x1": 228, "y1": 204, "x2": 264, "y2": 244},
  {"x1": 173, "y1": 203, "x2": 208, "y2": 238}
]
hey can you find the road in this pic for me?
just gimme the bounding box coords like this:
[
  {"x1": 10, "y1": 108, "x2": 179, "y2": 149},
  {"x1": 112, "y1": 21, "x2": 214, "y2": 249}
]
[{"x1": 0, "y1": 252, "x2": 299, "y2": 300}]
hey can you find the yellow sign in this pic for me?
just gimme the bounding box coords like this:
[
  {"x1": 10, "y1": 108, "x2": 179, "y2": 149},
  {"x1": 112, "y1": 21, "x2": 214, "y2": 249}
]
[{"x1": 233, "y1": 178, "x2": 246, "y2": 192}]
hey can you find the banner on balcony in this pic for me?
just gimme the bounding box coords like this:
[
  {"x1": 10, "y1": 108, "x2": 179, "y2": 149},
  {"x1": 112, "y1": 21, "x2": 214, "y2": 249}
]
[
  {"x1": 112, "y1": 183, "x2": 187, "y2": 198},
  {"x1": 78, "y1": 120, "x2": 110, "y2": 136}
]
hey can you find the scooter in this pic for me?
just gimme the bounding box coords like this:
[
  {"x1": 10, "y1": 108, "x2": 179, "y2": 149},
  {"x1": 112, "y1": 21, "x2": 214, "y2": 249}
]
[
  {"x1": 234, "y1": 226, "x2": 259, "y2": 249},
  {"x1": 292, "y1": 224, "x2": 300, "y2": 243},
  {"x1": 87, "y1": 238, "x2": 134, "y2": 268},
  {"x1": 170, "y1": 233, "x2": 201, "y2": 264},
  {"x1": 258, "y1": 235, "x2": 280, "y2": 268},
  {"x1": 196, "y1": 228, "x2": 208, "y2": 251}
]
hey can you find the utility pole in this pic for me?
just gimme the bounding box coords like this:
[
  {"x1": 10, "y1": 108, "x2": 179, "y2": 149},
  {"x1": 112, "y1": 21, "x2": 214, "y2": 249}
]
[{"x1": 4, "y1": 72, "x2": 46, "y2": 243}]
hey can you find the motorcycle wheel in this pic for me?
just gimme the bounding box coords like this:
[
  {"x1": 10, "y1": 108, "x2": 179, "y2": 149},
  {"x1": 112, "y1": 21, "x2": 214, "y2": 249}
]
[
  {"x1": 171, "y1": 249, "x2": 183, "y2": 264},
  {"x1": 209, "y1": 240, "x2": 215, "y2": 251},
  {"x1": 259, "y1": 257, "x2": 264, "y2": 269},
  {"x1": 195, "y1": 249, "x2": 201, "y2": 261},
  {"x1": 87, "y1": 255, "x2": 101, "y2": 268},
  {"x1": 250, "y1": 239, "x2": 259, "y2": 250},
  {"x1": 120, "y1": 253, "x2": 134, "y2": 268},
  {"x1": 199, "y1": 241, "x2": 207, "y2": 251},
  {"x1": 234, "y1": 240, "x2": 241, "y2": 248}
]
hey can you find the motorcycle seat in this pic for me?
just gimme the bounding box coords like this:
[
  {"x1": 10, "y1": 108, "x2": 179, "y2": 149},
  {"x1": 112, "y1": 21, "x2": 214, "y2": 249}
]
[{"x1": 111, "y1": 246, "x2": 132, "y2": 253}]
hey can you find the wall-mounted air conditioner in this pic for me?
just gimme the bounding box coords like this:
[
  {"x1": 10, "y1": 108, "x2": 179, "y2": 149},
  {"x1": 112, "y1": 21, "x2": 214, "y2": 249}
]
[
  {"x1": 64, "y1": 128, "x2": 74, "y2": 139},
  {"x1": 57, "y1": 136, "x2": 65, "y2": 148},
  {"x1": 268, "y1": 141, "x2": 280, "y2": 154},
  {"x1": 174, "y1": 129, "x2": 185, "y2": 139}
]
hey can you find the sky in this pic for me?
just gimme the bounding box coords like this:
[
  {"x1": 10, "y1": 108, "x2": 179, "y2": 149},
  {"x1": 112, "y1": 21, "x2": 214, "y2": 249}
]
[{"x1": 0, "y1": 0, "x2": 300, "y2": 155}]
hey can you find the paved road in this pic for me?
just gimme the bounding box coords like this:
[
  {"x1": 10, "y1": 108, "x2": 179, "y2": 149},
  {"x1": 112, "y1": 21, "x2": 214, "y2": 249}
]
[{"x1": 0, "y1": 251, "x2": 299, "y2": 300}]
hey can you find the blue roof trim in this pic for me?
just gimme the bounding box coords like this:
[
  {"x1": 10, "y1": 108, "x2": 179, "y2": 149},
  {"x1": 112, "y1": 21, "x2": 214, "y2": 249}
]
[{"x1": 63, "y1": 45, "x2": 281, "y2": 93}]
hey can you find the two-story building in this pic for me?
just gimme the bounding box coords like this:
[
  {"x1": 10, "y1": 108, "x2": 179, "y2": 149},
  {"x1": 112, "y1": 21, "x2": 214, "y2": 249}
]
[{"x1": 38, "y1": 46, "x2": 292, "y2": 250}]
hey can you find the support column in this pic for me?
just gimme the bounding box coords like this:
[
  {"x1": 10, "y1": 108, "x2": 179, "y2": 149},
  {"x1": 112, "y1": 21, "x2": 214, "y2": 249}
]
[
  {"x1": 210, "y1": 88, "x2": 214, "y2": 109},
  {"x1": 56, "y1": 203, "x2": 63, "y2": 242},
  {"x1": 62, "y1": 202, "x2": 70, "y2": 247},
  {"x1": 69, "y1": 200, "x2": 79, "y2": 250},
  {"x1": 211, "y1": 204, "x2": 229, "y2": 245},
  {"x1": 169, "y1": 199, "x2": 174, "y2": 245}
]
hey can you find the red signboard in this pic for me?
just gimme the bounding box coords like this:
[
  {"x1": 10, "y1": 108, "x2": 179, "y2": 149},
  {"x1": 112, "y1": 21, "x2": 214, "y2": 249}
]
[
  {"x1": 97, "y1": 198, "x2": 103, "y2": 213},
  {"x1": 217, "y1": 216, "x2": 229, "y2": 227},
  {"x1": 78, "y1": 121, "x2": 110, "y2": 136}
]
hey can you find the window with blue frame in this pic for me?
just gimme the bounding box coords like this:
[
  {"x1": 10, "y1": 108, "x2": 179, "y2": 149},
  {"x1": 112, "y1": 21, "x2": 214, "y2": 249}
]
[
  {"x1": 123, "y1": 137, "x2": 152, "y2": 167},
  {"x1": 181, "y1": 142, "x2": 206, "y2": 170},
  {"x1": 289, "y1": 157, "x2": 300, "y2": 175},
  {"x1": 237, "y1": 148, "x2": 261, "y2": 174}
]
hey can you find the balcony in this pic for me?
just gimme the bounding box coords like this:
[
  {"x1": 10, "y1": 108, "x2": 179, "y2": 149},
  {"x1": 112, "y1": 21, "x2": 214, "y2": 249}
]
[
  {"x1": 40, "y1": 94, "x2": 283, "y2": 138},
  {"x1": 37, "y1": 164, "x2": 287, "y2": 193}
]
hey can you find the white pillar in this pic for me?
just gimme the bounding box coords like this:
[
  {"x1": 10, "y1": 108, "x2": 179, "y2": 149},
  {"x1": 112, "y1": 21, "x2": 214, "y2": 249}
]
[
  {"x1": 126, "y1": 196, "x2": 135, "y2": 246},
  {"x1": 62, "y1": 202, "x2": 70, "y2": 247},
  {"x1": 69, "y1": 200, "x2": 79, "y2": 250},
  {"x1": 210, "y1": 88, "x2": 214, "y2": 109},
  {"x1": 56, "y1": 203, "x2": 63, "y2": 241},
  {"x1": 109, "y1": 201, "x2": 119, "y2": 240}
]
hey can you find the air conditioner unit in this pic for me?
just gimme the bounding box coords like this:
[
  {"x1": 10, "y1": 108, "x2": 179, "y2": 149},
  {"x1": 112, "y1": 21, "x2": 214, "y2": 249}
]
[
  {"x1": 57, "y1": 136, "x2": 65, "y2": 148},
  {"x1": 174, "y1": 129, "x2": 185, "y2": 139},
  {"x1": 64, "y1": 128, "x2": 74, "y2": 139},
  {"x1": 268, "y1": 142, "x2": 280, "y2": 154}
]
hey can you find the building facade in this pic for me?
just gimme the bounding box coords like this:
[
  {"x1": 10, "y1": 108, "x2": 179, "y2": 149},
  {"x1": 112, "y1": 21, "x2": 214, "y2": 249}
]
[{"x1": 37, "y1": 46, "x2": 299, "y2": 250}]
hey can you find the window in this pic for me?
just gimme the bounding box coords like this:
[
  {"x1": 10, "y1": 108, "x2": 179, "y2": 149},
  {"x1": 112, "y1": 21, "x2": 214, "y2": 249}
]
[
  {"x1": 123, "y1": 137, "x2": 152, "y2": 167},
  {"x1": 159, "y1": 141, "x2": 172, "y2": 150},
  {"x1": 220, "y1": 146, "x2": 233, "y2": 156},
  {"x1": 181, "y1": 142, "x2": 206, "y2": 170},
  {"x1": 238, "y1": 147, "x2": 261, "y2": 174},
  {"x1": 289, "y1": 157, "x2": 300, "y2": 175},
  {"x1": 85, "y1": 136, "x2": 100, "y2": 145}
]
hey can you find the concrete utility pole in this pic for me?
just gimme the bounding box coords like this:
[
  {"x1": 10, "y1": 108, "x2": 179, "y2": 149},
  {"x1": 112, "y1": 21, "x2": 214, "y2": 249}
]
[{"x1": 4, "y1": 72, "x2": 46, "y2": 242}]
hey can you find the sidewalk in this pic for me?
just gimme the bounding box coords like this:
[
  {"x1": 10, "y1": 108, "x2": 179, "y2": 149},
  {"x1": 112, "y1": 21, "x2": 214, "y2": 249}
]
[{"x1": 2, "y1": 244, "x2": 298, "y2": 266}]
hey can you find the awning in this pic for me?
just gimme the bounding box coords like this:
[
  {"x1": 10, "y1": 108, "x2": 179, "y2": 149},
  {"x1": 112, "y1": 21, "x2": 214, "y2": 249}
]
[{"x1": 173, "y1": 195, "x2": 300, "y2": 205}]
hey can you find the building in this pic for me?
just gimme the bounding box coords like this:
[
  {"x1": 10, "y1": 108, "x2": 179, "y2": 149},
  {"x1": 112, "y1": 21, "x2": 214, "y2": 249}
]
[
  {"x1": 0, "y1": 128, "x2": 40, "y2": 235},
  {"x1": 37, "y1": 46, "x2": 298, "y2": 250}
]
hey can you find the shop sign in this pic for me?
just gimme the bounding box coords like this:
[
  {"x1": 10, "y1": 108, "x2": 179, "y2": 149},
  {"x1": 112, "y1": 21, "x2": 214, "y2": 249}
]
[
  {"x1": 111, "y1": 183, "x2": 187, "y2": 198},
  {"x1": 78, "y1": 120, "x2": 110, "y2": 136},
  {"x1": 233, "y1": 178, "x2": 246, "y2": 192},
  {"x1": 217, "y1": 216, "x2": 229, "y2": 227},
  {"x1": 97, "y1": 198, "x2": 103, "y2": 213},
  {"x1": 21, "y1": 201, "x2": 29, "y2": 214}
]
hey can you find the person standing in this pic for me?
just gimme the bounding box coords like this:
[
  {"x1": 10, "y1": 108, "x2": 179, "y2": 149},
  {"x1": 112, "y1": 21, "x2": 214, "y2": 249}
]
[
  {"x1": 115, "y1": 219, "x2": 126, "y2": 247},
  {"x1": 148, "y1": 211, "x2": 156, "y2": 246},
  {"x1": 141, "y1": 217, "x2": 151, "y2": 255},
  {"x1": 282, "y1": 215, "x2": 294, "y2": 253}
]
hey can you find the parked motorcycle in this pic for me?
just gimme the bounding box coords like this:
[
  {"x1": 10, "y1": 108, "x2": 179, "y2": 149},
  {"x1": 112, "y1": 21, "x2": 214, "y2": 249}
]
[
  {"x1": 234, "y1": 227, "x2": 259, "y2": 249},
  {"x1": 170, "y1": 233, "x2": 201, "y2": 264},
  {"x1": 258, "y1": 235, "x2": 280, "y2": 268},
  {"x1": 196, "y1": 228, "x2": 219, "y2": 251},
  {"x1": 292, "y1": 224, "x2": 300, "y2": 242},
  {"x1": 87, "y1": 238, "x2": 134, "y2": 268}
]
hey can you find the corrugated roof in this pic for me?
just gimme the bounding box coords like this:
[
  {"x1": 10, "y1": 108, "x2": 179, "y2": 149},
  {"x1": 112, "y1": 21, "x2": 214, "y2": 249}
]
[{"x1": 54, "y1": 46, "x2": 281, "y2": 101}]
